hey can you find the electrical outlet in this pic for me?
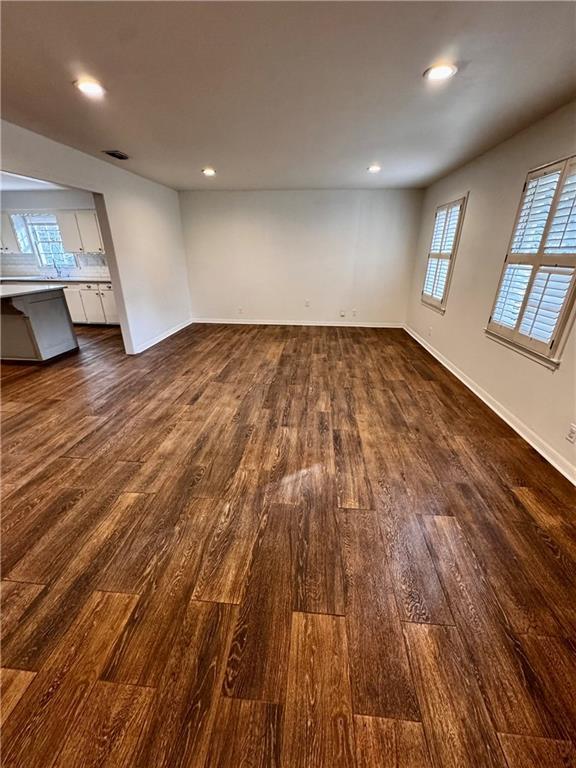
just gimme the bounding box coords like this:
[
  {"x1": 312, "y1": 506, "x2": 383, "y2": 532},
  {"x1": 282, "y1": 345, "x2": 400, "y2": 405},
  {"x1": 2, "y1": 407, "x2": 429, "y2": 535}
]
[
  {"x1": 339, "y1": 310, "x2": 346, "y2": 318},
  {"x1": 352, "y1": 309, "x2": 357, "y2": 317},
  {"x1": 305, "y1": 300, "x2": 310, "y2": 307},
  {"x1": 567, "y1": 423, "x2": 576, "y2": 444}
]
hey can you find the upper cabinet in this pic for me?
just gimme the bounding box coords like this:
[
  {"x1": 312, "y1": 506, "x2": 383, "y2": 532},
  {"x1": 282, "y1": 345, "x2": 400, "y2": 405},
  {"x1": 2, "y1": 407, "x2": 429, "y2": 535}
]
[
  {"x1": 76, "y1": 211, "x2": 104, "y2": 252},
  {"x1": 0, "y1": 213, "x2": 21, "y2": 253},
  {"x1": 57, "y1": 211, "x2": 82, "y2": 252},
  {"x1": 57, "y1": 210, "x2": 104, "y2": 254}
]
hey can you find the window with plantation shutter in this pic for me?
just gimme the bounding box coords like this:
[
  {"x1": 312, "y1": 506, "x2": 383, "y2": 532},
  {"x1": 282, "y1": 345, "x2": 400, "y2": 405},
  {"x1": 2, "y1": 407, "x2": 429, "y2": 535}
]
[
  {"x1": 421, "y1": 196, "x2": 467, "y2": 311},
  {"x1": 487, "y1": 156, "x2": 576, "y2": 366}
]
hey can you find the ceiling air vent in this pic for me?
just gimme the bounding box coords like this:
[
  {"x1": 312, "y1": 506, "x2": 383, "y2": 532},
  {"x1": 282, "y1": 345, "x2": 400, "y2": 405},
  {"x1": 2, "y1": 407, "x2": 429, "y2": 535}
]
[{"x1": 102, "y1": 150, "x2": 130, "y2": 160}]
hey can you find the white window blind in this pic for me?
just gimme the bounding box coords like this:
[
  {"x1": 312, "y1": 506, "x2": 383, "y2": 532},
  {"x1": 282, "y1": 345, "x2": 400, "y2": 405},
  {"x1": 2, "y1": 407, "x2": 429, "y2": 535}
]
[
  {"x1": 487, "y1": 157, "x2": 576, "y2": 364},
  {"x1": 492, "y1": 264, "x2": 533, "y2": 329},
  {"x1": 430, "y1": 209, "x2": 448, "y2": 253},
  {"x1": 422, "y1": 196, "x2": 467, "y2": 310},
  {"x1": 544, "y1": 166, "x2": 576, "y2": 254},
  {"x1": 510, "y1": 171, "x2": 560, "y2": 254},
  {"x1": 519, "y1": 266, "x2": 575, "y2": 343}
]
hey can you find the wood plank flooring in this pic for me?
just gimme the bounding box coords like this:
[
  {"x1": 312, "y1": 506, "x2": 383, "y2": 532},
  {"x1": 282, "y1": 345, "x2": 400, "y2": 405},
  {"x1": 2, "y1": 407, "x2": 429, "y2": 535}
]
[{"x1": 1, "y1": 323, "x2": 575, "y2": 768}]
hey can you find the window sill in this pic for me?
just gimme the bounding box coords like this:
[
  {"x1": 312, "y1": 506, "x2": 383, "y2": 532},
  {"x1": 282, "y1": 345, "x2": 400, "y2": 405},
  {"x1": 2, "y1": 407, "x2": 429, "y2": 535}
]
[
  {"x1": 484, "y1": 328, "x2": 560, "y2": 370},
  {"x1": 421, "y1": 297, "x2": 446, "y2": 315}
]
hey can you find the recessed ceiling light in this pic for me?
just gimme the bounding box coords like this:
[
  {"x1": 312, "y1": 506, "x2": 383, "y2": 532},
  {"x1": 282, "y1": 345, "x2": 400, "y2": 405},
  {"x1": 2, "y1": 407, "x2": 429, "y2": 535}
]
[
  {"x1": 202, "y1": 167, "x2": 216, "y2": 177},
  {"x1": 367, "y1": 164, "x2": 382, "y2": 174},
  {"x1": 75, "y1": 78, "x2": 105, "y2": 98},
  {"x1": 423, "y1": 64, "x2": 458, "y2": 81}
]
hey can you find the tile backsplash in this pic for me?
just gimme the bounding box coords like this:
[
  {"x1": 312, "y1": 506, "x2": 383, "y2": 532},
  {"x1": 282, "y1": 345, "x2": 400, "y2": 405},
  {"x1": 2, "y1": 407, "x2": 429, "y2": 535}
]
[{"x1": 0, "y1": 251, "x2": 110, "y2": 279}]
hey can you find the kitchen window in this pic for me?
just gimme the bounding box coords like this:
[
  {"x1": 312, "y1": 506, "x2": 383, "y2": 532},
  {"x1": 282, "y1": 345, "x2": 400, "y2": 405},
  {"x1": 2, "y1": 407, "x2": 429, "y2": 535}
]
[
  {"x1": 486, "y1": 156, "x2": 576, "y2": 367},
  {"x1": 10, "y1": 213, "x2": 78, "y2": 269}
]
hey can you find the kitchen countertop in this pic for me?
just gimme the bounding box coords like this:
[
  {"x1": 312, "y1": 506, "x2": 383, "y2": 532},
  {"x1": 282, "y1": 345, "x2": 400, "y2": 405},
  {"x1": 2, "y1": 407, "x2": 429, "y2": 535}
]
[
  {"x1": 0, "y1": 276, "x2": 112, "y2": 284},
  {"x1": 1, "y1": 283, "x2": 67, "y2": 299}
]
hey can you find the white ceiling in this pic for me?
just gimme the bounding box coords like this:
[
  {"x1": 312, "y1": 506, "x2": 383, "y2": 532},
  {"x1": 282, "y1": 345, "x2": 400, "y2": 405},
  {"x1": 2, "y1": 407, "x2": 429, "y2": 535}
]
[
  {"x1": 2, "y1": 1, "x2": 575, "y2": 190},
  {"x1": 0, "y1": 172, "x2": 68, "y2": 192}
]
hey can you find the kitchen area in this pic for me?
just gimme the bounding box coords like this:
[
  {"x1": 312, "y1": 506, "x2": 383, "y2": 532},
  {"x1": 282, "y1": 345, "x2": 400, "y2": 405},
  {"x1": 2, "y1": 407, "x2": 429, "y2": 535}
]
[{"x1": 1, "y1": 171, "x2": 120, "y2": 360}]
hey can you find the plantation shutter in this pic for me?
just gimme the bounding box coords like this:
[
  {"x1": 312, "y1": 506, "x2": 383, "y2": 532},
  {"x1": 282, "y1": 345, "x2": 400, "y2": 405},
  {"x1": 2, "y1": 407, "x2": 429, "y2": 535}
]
[
  {"x1": 519, "y1": 266, "x2": 575, "y2": 343},
  {"x1": 487, "y1": 157, "x2": 576, "y2": 362},
  {"x1": 510, "y1": 170, "x2": 560, "y2": 254},
  {"x1": 422, "y1": 196, "x2": 467, "y2": 310},
  {"x1": 544, "y1": 161, "x2": 576, "y2": 255},
  {"x1": 491, "y1": 264, "x2": 533, "y2": 329}
]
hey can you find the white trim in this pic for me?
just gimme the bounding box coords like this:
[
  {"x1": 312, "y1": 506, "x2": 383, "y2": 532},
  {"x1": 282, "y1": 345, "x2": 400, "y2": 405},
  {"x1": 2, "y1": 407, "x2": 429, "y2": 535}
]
[
  {"x1": 484, "y1": 328, "x2": 560, "y2": 370},
  {"x1": 421, "y1": 299, "x2": 446, "y2": 315},
  {"x1": 405, "y1": 325, "x2": 576, "y2": 486},
  {"x1": 129, "y1": 317, "x2": 194, "y2": 354},
  {"x1": 189, "y1": 317, "x2": 405, "y2": 328}
]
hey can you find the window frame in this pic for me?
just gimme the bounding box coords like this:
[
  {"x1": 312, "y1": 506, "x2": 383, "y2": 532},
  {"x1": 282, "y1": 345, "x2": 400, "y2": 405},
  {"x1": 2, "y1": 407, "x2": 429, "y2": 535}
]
[
  {"x1": 421, "y1": 194, "x2": 468, "y2": 313},
  {"x1": 486, "y1": 156, "x2": 576, "y2": 368}
]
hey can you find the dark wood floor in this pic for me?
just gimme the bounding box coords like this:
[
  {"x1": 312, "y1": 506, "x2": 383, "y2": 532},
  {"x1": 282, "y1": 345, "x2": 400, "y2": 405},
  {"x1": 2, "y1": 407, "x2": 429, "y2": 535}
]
[{"x1": 1, "y1": 323, "x2": 575, "y2": 768}]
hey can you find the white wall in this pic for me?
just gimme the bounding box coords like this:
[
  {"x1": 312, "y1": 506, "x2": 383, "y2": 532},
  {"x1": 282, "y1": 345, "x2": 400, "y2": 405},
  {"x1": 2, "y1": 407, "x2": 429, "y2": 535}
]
[
  {"x1": 1, "y1": 188, "x2": 95, "y2": 210},
  {"x1": 1, "y1": 121, "x2": 192, "y2": 353},
  {"x1": 407, "y1": 101, "x2": 576, "y2": 481},
  {"x1": 180, "y1": 189, "x2": 422, "y2": 326}
]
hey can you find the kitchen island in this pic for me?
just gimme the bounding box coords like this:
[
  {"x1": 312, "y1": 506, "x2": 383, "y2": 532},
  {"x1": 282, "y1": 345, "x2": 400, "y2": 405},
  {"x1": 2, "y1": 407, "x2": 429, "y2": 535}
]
[{"x1": 1, "y1": 283, "x2": 79, "y2": 361}]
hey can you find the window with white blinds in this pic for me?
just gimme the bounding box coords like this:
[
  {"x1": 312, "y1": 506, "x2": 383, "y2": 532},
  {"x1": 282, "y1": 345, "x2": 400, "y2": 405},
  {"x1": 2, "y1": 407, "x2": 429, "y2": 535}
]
[
  {"x1": 421, "y1": 196, "x2": 467, "y2": 310},
  {"x1": 487, "y1": 156, "x2": 576, "y2": 364}
]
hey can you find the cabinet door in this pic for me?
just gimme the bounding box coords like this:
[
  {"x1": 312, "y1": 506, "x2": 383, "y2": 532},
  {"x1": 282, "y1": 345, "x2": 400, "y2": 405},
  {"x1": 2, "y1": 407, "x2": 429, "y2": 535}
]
[
  {"x1": 76, "y1": 211, "x2": 104, "y2": 253},
  {"x1": 63, "y1": 288, "x2": 87, "y2": 323},
  {"x1": 100, "y1": 287, "x2": 119, "y2": 324},
  {"x1": 57, "y1": 212, "x2": 82, "y2": 253},
  {"x1": 80, "y1": 289, "x2": 106, "y2": 323},
  {"x1": 1, "y1": 213, "x2": 20, "y2": 253}
]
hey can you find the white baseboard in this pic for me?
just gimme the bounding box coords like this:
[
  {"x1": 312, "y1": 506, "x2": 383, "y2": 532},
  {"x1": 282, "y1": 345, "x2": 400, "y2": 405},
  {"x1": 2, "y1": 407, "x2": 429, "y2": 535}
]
[
  {"x1": 405, "y1": 326, "x2": 576, "y2": 486},
  {"x1": 129, "y1": 317, "x2": 194, "y2": 354},
  {"x1": 190, "y1": 317, "x2": 405, "y2": 328}
]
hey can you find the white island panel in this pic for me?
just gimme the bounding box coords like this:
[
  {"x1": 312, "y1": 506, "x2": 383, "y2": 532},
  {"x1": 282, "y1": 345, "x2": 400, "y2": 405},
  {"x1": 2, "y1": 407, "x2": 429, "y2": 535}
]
[{"x1": 1, "y1": 284, "x2": 79, "y2": 361}]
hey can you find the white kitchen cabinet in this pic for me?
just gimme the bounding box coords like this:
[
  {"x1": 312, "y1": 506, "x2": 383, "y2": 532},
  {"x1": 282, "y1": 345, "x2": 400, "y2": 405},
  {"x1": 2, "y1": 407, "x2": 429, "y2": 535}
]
[
  {"x1": 80, "y1": 287, "x2": 106, "y2": 323},
  {"x1": 99, "y1": 285, "x2": 119, "y2": 323},
  {"x1": 57, "y1": 212, "x2": 83, "y2": 253},
  {"x1": 57, "y1": 210, "x2": 104, "y2": 254},
  {"x1": 1, "y1": 213, "x2": 20, "y2": 253},
  {"x1": 76, "y1": 211, "x2": 104, "y2": 253},
  {"x1": 73, "y1": 283, "x2": 119, "y2": 325},
  {"x1": 63, "y1": 287, "x2": 87, "y2": 323}
]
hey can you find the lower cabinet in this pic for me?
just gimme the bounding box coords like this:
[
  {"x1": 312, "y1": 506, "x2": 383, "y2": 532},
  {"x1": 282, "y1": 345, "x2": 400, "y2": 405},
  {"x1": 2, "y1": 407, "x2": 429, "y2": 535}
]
[
  {"x1": 79, "y1": 288, "x2": 106, "y2": 323},
  {"x1": 99, "y1": 285, "x2": 119, "y2": 323},
  {"x1": 64, "y1": 283, "x2": 119, "y2": 325},
  {"x1": 63, "y1": 288, "x2": 87, "y2": 323}
]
